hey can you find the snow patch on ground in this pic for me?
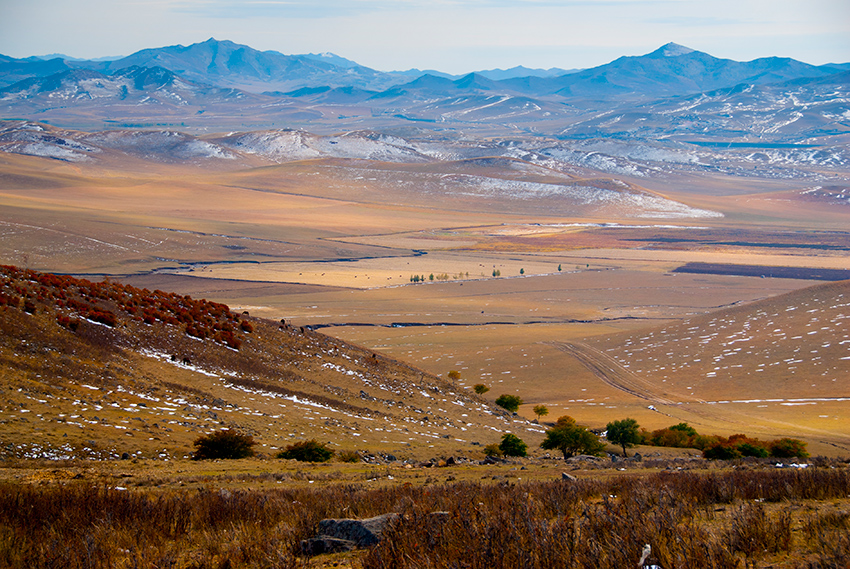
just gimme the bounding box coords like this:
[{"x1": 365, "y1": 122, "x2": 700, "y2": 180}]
[{"x1": 220, "y1": 130, "x2": 431, "y2": 163}]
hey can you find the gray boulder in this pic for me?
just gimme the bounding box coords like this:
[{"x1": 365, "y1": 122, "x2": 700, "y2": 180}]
[{"x1": 316, "y1": 513, "x2": 399, "y2": 548}]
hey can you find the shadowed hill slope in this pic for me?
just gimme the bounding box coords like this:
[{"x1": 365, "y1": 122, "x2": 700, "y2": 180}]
[{"x1": 0, "y1": 265, "x2": 538, "y2": 461}]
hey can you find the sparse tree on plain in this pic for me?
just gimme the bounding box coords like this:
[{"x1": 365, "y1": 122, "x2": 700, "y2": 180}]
[
  {"x1": 540, "y1": 416, "x2": 605, "y2": 459},
  {"x1": 606, "y1": 418, "x2": 642, "y2": 457},
  {"x1": 447, "y1": 370, "x2": 461, "y2": 382},
  {"x1": 532, "y1": 404, "x2": 549, "y2": 422},
  {"x1": 473, "y1": 383, "x2": 490, "y2": 395}
]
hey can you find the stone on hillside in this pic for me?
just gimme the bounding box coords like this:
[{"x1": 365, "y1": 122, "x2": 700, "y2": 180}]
[
  {"x1": 567, "y1": 454, "x2": 603, "y2": 462},
  {"x1": 561, "y1": 472, "x2": 577, "y2": 481}
]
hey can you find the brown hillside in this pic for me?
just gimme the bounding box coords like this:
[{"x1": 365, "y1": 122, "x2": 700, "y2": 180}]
[
  {"x1": 577, "y1": 279, "x2": 850, "y2": 450},
  {"x1": 0, "y1": 266, "x2": 540, "y2": 461}
]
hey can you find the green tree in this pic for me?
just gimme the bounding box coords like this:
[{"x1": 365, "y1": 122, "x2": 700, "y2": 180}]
[
  {"x1": 558, "y1": 264, "x2": 562, "y2": 272},
  {"x1": 540, "y1": 416, "x2": 605, "y2": 459},
  {"x1": 192, "y1": 430, "x2": 255, "y2": 460},
  {"x1": 495, "y1": 394, "x2": 523, "y2": 413},
  {"x1": 429, "y1": 273, "x2": 434, "y2": 281},
  {"x1": 277, "y1": 439, "x2": 334, "y2": 462},
  {"x1": 532, "y1": 404, "x2": 549, "y2": 422},
  {"x1": 499, "y1": 433, "x2": 528, "y2": 457},
  {"x1": 473, "y1": 383, "x2": 490, "y2": 395},
  {"x1": 519, "y1": 268, "x2": 524, "y2": 275},
  {"x1": 606, "y1": 418, "x2": 642, "y2": 457}
]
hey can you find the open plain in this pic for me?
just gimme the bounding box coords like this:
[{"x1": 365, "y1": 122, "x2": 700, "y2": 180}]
[{"x1": 2, "y1": 120, "x2": 849, "y2": 458}]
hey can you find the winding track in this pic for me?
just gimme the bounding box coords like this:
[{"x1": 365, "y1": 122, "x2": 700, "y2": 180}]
[{"x1": 546, "y1": 341, "x2": 679, "y2": 406}]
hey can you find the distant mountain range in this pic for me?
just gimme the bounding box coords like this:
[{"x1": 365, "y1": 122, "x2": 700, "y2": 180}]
[{"x1": 0, "y1": 39, "x2": 847, "y2": 143}]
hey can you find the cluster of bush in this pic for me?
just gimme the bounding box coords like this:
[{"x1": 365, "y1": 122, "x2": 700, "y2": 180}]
[
  {"x1": 641, "y1": 422, "x2": 809, "y2": 459},
  {"x1": 192, "y1": 431, "x2": 339, "y2": 462},
  {"x1": 0, "y1": 265, "x2": 248, "y2": 349},
  {"x1": 482, "y1": 416, "x2": 809, "y2": 461}
]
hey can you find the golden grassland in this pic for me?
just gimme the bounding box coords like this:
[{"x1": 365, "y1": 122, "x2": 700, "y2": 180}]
[
  {"x1": 1, "y1": 150, "x2": 849, "y2": 460},
  {"x1": 1, "y1": 147, "x2": 850, "y2": 568}
]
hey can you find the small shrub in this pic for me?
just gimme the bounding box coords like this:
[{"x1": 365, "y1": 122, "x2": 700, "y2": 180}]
[
  {"x1": 277, "y1": 440, "x2": 334, "y2": 462},
  {"x1": 337, "y1": 450, "x2": 361, "y2": 463},
  {"x1": 483, "y1": 443, "x2": 503, "y2": 457},
  {"x1": 88, "y1": 308, "x2": 117, "y2": 327},
  {"x1": 192, "y1": 430, "x2": 255, "y2": 460},
  {"x1": 240, "y1": 320, "x2": 254, "y2": 333},
  {"x1": 473, "y1": 384, "x2": 490, "y2": 395}
]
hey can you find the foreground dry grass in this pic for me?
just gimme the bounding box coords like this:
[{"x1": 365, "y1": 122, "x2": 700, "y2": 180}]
[{"x1": 1, "y1": 460, "x2": 848, "y2": 568}]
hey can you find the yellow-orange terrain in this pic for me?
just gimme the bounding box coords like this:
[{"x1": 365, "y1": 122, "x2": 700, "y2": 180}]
[{"x1": 1, "y1": 122, "x2": 849, "y2": 460}]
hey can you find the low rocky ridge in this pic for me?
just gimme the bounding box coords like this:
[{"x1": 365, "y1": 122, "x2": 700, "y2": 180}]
[{"x1": 0, "y1": 265, "x2": 541, "y2": 461}]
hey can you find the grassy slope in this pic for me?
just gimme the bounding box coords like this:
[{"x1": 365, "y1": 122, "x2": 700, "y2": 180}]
[
  {"x1": 0, "y1": 266, "x2": 542, "y2": 462},
  {"x1": 586, "y1": 279, "x2": 850, "y2": 452}
]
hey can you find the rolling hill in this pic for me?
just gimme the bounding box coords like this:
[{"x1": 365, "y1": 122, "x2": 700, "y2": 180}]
[
  {"x1": 0, "y1": 265, "x2": 537, "y2": 461},
  {"x1": 577, "y1": 278, "x2": 850, "y2": 451}
]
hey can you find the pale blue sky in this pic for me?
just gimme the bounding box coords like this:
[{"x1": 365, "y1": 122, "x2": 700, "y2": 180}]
[{"x1": 1, "y1": 0, "x2": 848, "y2": 73}]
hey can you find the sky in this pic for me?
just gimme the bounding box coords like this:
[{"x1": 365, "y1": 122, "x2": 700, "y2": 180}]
[{"x1": 1, "y1": 0, "x2": 849, "y2": 74}]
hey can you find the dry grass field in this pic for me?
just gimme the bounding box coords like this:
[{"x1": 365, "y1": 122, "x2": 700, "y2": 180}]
[
  {"x1": 2, "y1": 142, "x2": 849, "y2": 459},
  {"x1": 1, "y1": 122, "x2": 850, "y2": 567}
]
